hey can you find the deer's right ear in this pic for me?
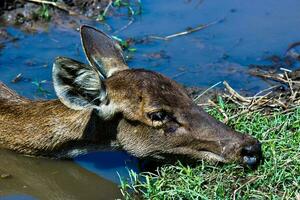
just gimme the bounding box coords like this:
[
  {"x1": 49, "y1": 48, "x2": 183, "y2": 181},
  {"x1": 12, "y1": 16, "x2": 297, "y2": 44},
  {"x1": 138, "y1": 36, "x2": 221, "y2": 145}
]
[
  {"x1": 80, "y1": 25, "x2": 128, "y2": 78},
  {"x1": 52, "y1": 57, "x2": 107, "y2": 110}
]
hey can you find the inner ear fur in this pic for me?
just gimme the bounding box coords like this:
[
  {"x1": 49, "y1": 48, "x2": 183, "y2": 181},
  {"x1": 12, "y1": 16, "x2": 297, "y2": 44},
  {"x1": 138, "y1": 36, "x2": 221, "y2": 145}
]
[{"x1": 53, "y1": 56, "x2": 106, "y2": 110}]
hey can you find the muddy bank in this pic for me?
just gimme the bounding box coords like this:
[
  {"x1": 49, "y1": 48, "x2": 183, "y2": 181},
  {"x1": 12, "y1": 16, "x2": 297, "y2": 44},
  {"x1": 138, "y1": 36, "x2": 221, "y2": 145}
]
[{"x1": 0, "y1": 0, "x2": 110, "y2": 31}]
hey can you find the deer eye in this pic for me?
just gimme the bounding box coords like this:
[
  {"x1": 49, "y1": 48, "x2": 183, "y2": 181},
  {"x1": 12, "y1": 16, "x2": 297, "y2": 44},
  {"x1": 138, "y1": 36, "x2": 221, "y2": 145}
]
[{"x1": 148, "y1": 111, "x2": 168, "y2": 122}]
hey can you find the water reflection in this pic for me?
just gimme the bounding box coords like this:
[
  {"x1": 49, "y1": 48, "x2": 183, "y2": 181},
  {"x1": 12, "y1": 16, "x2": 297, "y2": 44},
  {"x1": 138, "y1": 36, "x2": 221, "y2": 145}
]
[
  {"x1": 0, "y1": 150, "x2": 122, "y2": 200},
  {"x1": 74, "y1": 151, "x2": 139, "y2": 184}
]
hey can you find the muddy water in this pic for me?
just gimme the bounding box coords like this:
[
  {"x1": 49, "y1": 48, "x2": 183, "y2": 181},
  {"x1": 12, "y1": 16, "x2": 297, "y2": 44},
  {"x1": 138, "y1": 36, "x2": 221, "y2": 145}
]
[
  {"x1": 0, "y1": 0, "x2": 300, "y2": 199},
  {"x1": 0, "y1": 150, "x2": 122, "y2": 200}
]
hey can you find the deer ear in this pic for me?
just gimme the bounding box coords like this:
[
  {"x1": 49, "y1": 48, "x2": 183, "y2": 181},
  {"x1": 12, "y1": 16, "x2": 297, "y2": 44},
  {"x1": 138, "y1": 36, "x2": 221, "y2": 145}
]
[
  {"x1": 80, "y1": 25, "x2": 128, "y2": 78},
  {"x1": 52, "y1": 57, "x2": 107, "y2": 110}
]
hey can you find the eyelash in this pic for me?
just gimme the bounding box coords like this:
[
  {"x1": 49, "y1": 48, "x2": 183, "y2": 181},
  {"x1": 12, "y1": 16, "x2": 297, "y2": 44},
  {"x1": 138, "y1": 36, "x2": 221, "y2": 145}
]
[
  {"x1": 148, "y1": 111, "x2": 168, "y2": 122},
  {"x1": 148, "y1": 111, "x2": 180, "y2": 133}
]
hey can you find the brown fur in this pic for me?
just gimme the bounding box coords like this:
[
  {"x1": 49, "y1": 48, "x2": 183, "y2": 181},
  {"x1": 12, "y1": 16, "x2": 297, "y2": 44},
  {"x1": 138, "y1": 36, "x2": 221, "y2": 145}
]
[
  {"x1": 0, "y1": 87, "x2": 92, "y2": 155},
  {"x1": 105, "y1": 69, "x2": 257, "y2": 162}
]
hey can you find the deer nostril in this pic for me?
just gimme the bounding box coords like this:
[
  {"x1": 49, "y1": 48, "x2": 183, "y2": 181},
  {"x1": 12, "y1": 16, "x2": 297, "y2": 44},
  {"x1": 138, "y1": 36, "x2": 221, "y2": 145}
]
[
  {"x1": 243, "y1": 156, "x2": 258, "y2": 167},
  {"x1": 241, "y1": 142, "x2": 263, "y2": 169}
]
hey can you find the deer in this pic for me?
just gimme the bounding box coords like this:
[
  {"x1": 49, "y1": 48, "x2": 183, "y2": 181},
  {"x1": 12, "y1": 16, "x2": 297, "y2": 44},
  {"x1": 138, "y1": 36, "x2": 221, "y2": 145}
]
[{"x1": 0, "y1": 25, "x2": 262, "y2": 168}]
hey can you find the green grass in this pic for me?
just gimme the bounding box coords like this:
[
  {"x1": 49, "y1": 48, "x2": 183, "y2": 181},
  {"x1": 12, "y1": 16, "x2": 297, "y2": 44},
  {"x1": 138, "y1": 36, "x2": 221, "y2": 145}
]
[
  {"x1": 32, "y1": 4, "x2": 52, "y2": 21},
  {"x1": 97, "y1": 0, "x2": 142, "y2": 21},
  {"x1": 119, "y1": 98, "x2": 300, "y2": 199}
]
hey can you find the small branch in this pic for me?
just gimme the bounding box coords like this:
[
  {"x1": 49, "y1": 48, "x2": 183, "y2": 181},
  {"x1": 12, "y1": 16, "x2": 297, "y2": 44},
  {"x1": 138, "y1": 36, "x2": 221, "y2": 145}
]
[
  {"x1": 228, "y1": 109, "x2": 250, "y2": 121},
  {"x1": 102, "y1": 0, "x2": 113, "y2": 17},
  {"x1": 250, "y1": 69, "x2": 300, "y2": 85},
  {"x1": 208, "y1": 99, "x2": 229, "y2": 124},
  {"x1": 262, "y1": 120, "x2": 287, "y2": 137},
  {"x1": 223, "y1": 93, "x2": 244, "y2": 106},
  {"x1": 223, "y1": 81, "x2": 251, "y2": 103},
  {"x1": 283, "y1": 71, "x2": 298, "y2": 103},
  {"x1": 280, "y1": 67, "x2": 292, "y2": 73},
  {"x1": 25, "y1": 0, "x2": 77, "y2": 15},
  {"x1": 233, "y1": 177, "x2": 260, "y2": 200},
  {"x1": 193, "y1": 81, "x2": 221, "y2": 103},
  {"x1": 149, "y1": 18, "x2": 225, "y2": 41},
  {"x1": 199, "y1": 67, "x2": 300, "y2": 117},
  {"x1": 250, "y1": 91, "x2": 273, "y2": 107},
  {"x1": 113, "y1": 5, "x2": 136, "y2": 34},
  {"x1": 252, "y1": 85, "x2": 279, "y2": 98},
  {"x1": 273, "y1": 99, "x2": 288, "y2": 109},
  {"x1": 284, "y1": 71, "x2": 295, "y2": 95},
  {"x1": 114, "y1": 17, "x2": 134, "y2": 34}
]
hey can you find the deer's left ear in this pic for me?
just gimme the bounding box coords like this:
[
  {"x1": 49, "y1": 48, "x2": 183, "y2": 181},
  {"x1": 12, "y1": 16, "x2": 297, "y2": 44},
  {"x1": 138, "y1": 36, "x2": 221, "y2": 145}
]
[
  {"x1": 80, "y1": 25, "x2": 128, "y2": 78},
  {"x1": 52, "y1": 57, "x2": 107, "y2": 110}
]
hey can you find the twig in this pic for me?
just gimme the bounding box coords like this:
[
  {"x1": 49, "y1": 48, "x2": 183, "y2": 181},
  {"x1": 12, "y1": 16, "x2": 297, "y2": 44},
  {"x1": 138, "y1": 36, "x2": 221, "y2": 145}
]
[
  {"x1": 113, "y1": 4, "x2": 136, "y2": 34},
  {"x1": 250, "y1": 69, "x2": 300, "y2": 85},
  {"x1": 262, "y1": 120, "x2": 287, "y2": 137},
  {"x1": 280, "y1": 67, "x2": 292, "y2": 73},
  {"x1": 228, "y1": 109, "x2": 250, "y2": 121},
  {"x1": 252, "y1": 85, "x2": 279, "y2": 98},
  {"x1": 193, "y1": 81, "x2": 221, "y2": 102},
  {"x1": 273, "y1": 99, "x2": 288, "y2": 109},
  {"x1": 279, "y1": 106, "x2": 299, "y2": 115},
  {"x1": 202, "y1": 68, "x2": 300, "y2": 115},
  {"x1": 223, "y1": 93, "x2": 245, "y2": 106},
  {"x1": 149, "y1": 18, "x2": 225, "y2": 40},
  {"x1": 284, "y1": 71, "x2": 295, "y2": 97},
  {"x1": 11, "y1": 73, "x2": 22, "y2": 83},
  {"x1": 171, "y1": 71, "x2": 187, "y2": 79},
  {"x1": 283, "y1": 71, "x2": 299, "y2": 103},
  {"x1": 102, "y1": 0, "x2": 113, "y2": 17},
  {"x1": 251, "y1": 71, "x2": 288, "y2": 83},
  {"x1": 223, "y1": 81, "x2": 251, "y2": 103},
  {"x1": 197, "y1": 102, "x2": 211, "y2": 107},
  {"x1": 114, "y1": 17, "x2": 134, "y2": 34},
  {"x1": 233, "y1": 177, "x2": 260, "y2": 200},
  {"x1": 25, "y1": 0, "x2": 77, "y2": 15},
  {"x1": 252, "y1": 91, "x2": 272, "y2": 104},
  {"x1": 208, "y1": 99, "x2": 229, "y2": 123}
]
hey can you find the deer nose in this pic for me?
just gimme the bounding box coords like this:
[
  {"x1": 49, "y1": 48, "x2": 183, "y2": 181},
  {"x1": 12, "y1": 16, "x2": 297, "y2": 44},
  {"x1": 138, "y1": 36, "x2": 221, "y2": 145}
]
[{"x1": 241, "y1": 142, "x2": 262, "y2": 169}]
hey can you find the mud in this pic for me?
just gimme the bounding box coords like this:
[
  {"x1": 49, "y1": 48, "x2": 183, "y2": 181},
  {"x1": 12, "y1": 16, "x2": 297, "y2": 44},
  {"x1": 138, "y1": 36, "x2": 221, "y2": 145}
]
[{"x1": 0, "y1": 0, "x2": 110, "y2": 32}]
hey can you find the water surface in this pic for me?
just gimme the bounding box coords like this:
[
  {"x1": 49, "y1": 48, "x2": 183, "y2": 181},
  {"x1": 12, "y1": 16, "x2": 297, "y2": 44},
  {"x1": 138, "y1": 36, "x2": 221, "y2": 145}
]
[{"x1": 0, "y1": 150, "x2": 122, "y2": 200}]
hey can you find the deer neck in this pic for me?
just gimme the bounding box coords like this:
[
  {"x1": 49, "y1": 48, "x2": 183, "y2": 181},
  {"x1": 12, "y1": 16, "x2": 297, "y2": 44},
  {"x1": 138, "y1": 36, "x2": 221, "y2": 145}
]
[{"x1": 0, "y1": 98, "x2": 119, "y2": 157}]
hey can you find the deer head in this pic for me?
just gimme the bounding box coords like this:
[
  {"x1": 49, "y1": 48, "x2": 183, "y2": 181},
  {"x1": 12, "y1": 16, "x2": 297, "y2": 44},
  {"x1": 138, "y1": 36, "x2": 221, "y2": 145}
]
[{"x1": 53, "y1": 26, "x2": 262, "y2": 168}]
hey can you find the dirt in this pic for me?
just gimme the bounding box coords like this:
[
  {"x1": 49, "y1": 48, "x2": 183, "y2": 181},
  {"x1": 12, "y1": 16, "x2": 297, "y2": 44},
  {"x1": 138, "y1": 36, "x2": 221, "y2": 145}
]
[
  {"x1": 0, "y1": 0, "x2": 110, "y2": 32},
  {"x1": 0, "y1": 173, "x2": 12, "y2": 179}
]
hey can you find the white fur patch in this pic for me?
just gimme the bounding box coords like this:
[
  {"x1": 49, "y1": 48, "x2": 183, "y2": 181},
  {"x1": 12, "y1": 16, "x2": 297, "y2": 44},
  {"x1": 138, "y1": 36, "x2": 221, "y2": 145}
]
[
  {"x1": 65, "y1": 148, "x2": 89, "y2": 157},
  {"x1": 95, "y1": 101, "x2": 119, "y2": 119},
  {"x1": 107, "y1": 67, "x2": 121, "y2": 77}
]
